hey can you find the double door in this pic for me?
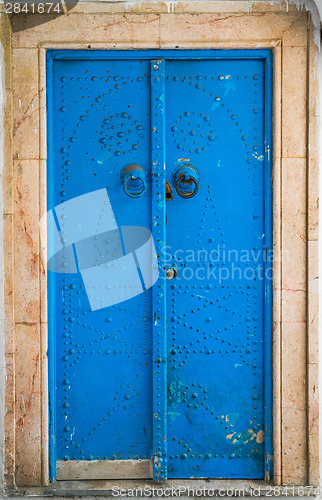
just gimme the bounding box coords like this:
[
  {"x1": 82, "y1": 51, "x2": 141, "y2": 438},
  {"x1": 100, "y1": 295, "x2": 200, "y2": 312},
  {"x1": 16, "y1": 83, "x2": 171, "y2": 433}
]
[{"x1": 47, "y1": 50, "x2": 272, "y2": 481}]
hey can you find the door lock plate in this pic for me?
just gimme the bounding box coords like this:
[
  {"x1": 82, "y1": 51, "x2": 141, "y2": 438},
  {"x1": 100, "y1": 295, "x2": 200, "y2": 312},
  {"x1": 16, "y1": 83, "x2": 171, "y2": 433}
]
[{"x1": 166, "y1": 267, "x2": 178, "y2": 280}]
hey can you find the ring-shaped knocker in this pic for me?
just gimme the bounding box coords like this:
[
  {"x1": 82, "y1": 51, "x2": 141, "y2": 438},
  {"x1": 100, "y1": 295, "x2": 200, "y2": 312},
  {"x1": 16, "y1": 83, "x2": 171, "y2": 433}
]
[
  {"x1": 172, "y1": 164, "x2": 200, "y2": 199},
  {"x1": 121, "y1": 164, "x2": 147, "y2": 198}
]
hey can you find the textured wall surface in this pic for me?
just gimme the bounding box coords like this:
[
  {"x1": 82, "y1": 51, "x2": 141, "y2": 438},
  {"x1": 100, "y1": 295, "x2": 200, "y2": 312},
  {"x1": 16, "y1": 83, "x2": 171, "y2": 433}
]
[
  {"x1": 0, "y1": 10, "x2": 13, "y2": 494},
  {"x1": 0, "y1": 0, "x2": 319, "y2": 492}
]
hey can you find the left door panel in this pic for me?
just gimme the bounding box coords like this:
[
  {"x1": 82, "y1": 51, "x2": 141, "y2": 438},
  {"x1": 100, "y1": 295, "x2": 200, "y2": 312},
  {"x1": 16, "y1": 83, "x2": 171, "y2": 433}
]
[{"x1": 47, "y1": 56, "x2": 153, "y2": 479}]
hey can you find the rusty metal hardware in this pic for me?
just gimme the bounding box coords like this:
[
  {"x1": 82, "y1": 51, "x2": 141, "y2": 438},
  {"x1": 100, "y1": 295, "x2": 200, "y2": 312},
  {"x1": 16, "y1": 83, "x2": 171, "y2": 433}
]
[
  {"x1": 172, "y1": 164, "x2": 200, "y2": 198},
  {"x1": 166, "y1": 181, "x2": 173, "y2": 200},
  {"x1": 121, "y1": 164, "x2": 147, "y2": 198},
  {"x1": 166, "y1": 267, "x2": 178, "y2": 280}
]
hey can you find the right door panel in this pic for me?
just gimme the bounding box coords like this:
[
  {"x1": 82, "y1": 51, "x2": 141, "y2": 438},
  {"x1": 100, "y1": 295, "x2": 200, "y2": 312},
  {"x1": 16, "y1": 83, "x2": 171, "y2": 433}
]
[{"x1": 165, "y1": 58, "x2": 268, "y2": 479}]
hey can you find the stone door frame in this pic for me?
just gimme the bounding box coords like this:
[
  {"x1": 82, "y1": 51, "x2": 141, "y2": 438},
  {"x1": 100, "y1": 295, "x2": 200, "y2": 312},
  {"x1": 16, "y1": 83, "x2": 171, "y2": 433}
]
[{"x1": 2, "y1": 2, "x2": 319, "y2": 491}]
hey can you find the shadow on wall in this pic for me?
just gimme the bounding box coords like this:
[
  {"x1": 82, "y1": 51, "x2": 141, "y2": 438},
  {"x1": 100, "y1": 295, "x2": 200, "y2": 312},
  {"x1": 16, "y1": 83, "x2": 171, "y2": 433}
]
[{"x1": 8, "y1": 1, "x2": 79, "y2": 32}]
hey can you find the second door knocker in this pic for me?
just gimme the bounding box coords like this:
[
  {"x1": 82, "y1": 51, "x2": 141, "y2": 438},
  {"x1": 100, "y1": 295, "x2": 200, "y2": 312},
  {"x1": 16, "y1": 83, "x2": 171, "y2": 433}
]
[{"x1": 172, "y1": 164, "x2": 200, "y2": 198}]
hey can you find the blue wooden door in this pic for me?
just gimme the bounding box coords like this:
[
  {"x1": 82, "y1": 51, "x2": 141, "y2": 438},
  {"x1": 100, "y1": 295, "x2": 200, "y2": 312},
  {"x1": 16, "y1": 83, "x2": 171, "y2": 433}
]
[{"x1": 47, "y1": 50, "x2": 272, "y2": 482}]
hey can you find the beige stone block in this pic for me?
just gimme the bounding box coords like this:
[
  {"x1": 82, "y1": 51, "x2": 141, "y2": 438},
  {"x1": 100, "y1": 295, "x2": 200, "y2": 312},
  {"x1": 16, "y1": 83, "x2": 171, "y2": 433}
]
[
  {"x1": 4, "y1": 214, "x2": 14, "y2": 355},
  {"x1": 281, "y1": 249, "x2": 307, "y2": 294},
  {"x1": 12, "y1": 13, "x2": 160, "y2": 48},
  {"x1": 308, "y1": 121, "x2": 319, "y2": 241},
  {"x1": 115, "y1": 1, "x2": 300, "y2": 15},
  {"x1": 307, "y1": 122, "x2": 318, "y2": 191},
  {"x1": 272, "y1": 320, "x2": 281, "y2": 484},
  {"x1": 4, "y1": 357, "x2": 15, "y2": 491},
  {"x1": 272, "y1": 47, "x2": 282, "y2": 160},
  {"x1": 282, "y1": 408, "x2": 307, "y2": 485},
  {"x1": 184, "y1": 1, "x2": 299, "y2": 13},
  {"x1": 308, "y1": 239, "x2": 318, "y2": 285},
  {"x1": 281, "y1": 215, "x2": 306, "y2": 293},
  {"x1": 281, "y1": 322, "x2": 306, "y2": 410},
  {"x1": 39, "y1": 49, "x2": 47, "y2": 161},
  {"x1": 40, "y1": 322, "x2": 49, "y2": 485},
  {"x1": 281, "y1": 163, "x2": 306, "y2": 288},
  {"x1": 160, "y1": 13, "x2": 307, "y2": 45},
  {"x1": 308, "y1": 145, "x2": 319, "y2": 204},
  {"x1": 70, "y1": 1, "x2": 169, "y2": 13},
  {"x1": 40, "y1": 160, "x2": 47, "y2": 324},
  {"x1": 175, "y1": 1, "x2": 262, "y2": 14},
  {"x1": 0, "y1": 13, "x2": 12, "y2": 92},
  {"x1": 308, "y1": 200, "x2": 319, "y2": 242},
  {"x1": 308, "y1": 292, "x2": 319, "y2": 365},
  {"x1": 308, "y1": 76, "x2": 319, "y2": 119},
  {"x1": 272, "y1": 149, "x2": 281, "y2": 487},
  {"x1": 15, "y1": 323, "x2": 41, "y2": 487},
  {"x1": 308, "y1": 240, "x2": 318, "y2": 365},
  {"x1": 281, "y1": 290, "x2": 306, "y2": 323},
  {"x1": 3, "y1": 88, "x2": 13, "y2": 216},
  {"x1": 282, "y1": 158, "x2": 306, "y2": 217},
  {"x1": 308, "y1": 287, "x2": 318, "y2": 368},
  {"x1": 281, "y1": 13, "x2": 308, "y2": 47},
  {"x1": 12, "y1": 48, "x2": 40, "y2": 159},
  {"x1": 272, "y1": 284, "x2": 281, "y2": 330},
  {"x1": 272, "y1": 285, "x2": 281, "y2": 333},
  {"x1": 308, "y1": 362, "x2": 319, "y2": 486},
  {"x1": 249, "y1": 2, "x2": 299, "y2": 13},
  {"x1": 159, "y1": 40, "x2": 280, "y2": 50},
  {"x1": 42, "y1": 41, "x2": 161, "y2": 51},
  {"x1": 282, "y1": 47, "x2": 307, "y2": 158},
  {"x1": 307, "y1": 157, "x2": 318, "y2": 213},
  {"x1": 308, "y1": 23, "x2": 319, "y2": 119},
  {"x1": 308, "y1": 362, "x2": 319, "y2": 427},
  {"x1": 272, "y1": 156, "x2": 281, "y2": 322},
  {"x1": 14, "y1": 160, "x2": 40, "y2": 323}
]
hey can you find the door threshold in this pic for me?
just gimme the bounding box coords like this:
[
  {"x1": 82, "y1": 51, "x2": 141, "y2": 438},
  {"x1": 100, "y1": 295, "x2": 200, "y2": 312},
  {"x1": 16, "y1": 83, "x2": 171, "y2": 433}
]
[{"x1": 56, "y1": 459, "x2": 152, "y2": 481}]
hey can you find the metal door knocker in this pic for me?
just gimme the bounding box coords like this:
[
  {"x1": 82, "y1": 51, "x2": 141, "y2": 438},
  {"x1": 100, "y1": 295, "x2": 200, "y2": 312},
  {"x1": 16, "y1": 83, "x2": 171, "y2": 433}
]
[
  {"x1": 172, "y1": 164, "x2": 200, "y2": 198},
  {"x1": 121, "y1": 164, "x2": 147, "y2": 198}
]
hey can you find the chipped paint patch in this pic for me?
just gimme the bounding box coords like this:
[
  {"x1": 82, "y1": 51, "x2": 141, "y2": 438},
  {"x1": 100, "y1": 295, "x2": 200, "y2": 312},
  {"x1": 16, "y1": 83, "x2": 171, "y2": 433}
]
[
  {"x1": 154, "y1": 454, "x2": 162, "y2": 468},
  {"x1": 256, "y1": 430, "x2": 265, "y2": 443},
  {"x1": 226, "y1": 428, "x2": 265, "y2": 445}
]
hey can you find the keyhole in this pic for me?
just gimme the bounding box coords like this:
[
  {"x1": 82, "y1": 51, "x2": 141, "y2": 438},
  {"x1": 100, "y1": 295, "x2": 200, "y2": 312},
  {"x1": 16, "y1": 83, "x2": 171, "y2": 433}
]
[{"x1": 166, "y1": 181, "x2": 173, "y2": 200}]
